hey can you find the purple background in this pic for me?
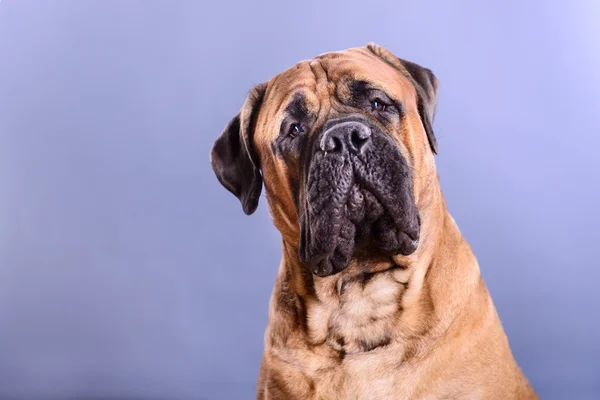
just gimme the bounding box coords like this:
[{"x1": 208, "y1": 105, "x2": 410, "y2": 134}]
[{"x1": 0, "y1": 1, "x2": 598, "y2": 399}]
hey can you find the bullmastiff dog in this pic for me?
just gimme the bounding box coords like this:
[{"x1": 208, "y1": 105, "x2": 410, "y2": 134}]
[{"x1": 210, "y1": 44, "x2": 537, "y2": 399}]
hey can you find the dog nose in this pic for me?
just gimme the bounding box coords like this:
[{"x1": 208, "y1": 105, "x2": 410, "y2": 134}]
[{"x1": 320, "y1": 121, "x2": 372, "y2": 154}]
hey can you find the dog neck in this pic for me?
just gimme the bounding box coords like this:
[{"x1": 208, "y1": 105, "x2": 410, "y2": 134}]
[{"x1": 265, "y1": 184, "x2": 483, "y2": 359}]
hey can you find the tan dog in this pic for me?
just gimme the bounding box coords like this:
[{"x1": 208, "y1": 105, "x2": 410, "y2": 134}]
[{"x1": 211, "y1": 44, "x2": 537, "y2": 399}]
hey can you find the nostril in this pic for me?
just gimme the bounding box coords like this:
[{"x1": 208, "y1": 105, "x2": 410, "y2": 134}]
[
  {"x1": 351, "y1": 128, "x2": 371, "y2": 151},
  {"x1": 323, "y1": 136, "x2": 341, "y2": 152}
]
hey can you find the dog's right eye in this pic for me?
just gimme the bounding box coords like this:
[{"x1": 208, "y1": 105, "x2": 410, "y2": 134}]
[{"x1": 289, "y1": 123, "x2": 304, "y2": 138}]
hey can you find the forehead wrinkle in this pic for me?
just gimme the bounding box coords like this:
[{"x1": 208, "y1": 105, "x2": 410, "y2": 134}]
[
  {"x1": 264, "y1": 64, "x2": 313, "y2": 109},
  {"x1": 310, "y1": 59, "x2": 332, "y2": 94},
  {"x1": 308, "y1": 59, "x2": 336, "y2": 123},
  {"x1": 319, "y1": 50, "x2": 418, "y2": 104}
]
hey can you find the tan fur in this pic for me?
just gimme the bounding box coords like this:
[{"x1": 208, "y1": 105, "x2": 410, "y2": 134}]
[{"x1": 250, "y1": 45, "x2": 537, "y2": 399}]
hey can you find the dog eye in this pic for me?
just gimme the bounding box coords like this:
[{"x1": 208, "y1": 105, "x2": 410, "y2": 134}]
[
  {"x1": 289, "y1": 123, "x2": 304, "y2": 138},
  {"x1": 370, "y1": 99, "x2": 387, "y2": 112}
]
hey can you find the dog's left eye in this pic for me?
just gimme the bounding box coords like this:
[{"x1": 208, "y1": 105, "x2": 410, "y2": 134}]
[
  {"x1": 370, "y1": 99, "x2": 387, "y2": 112},
  {"x1": 289, "y1": 123, "x2": 304, "y2": 138}
]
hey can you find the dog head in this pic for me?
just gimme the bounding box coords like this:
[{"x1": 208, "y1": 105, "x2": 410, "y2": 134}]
[{"x1": 211, "y1": 44, "x2": 439, "y2": 277}]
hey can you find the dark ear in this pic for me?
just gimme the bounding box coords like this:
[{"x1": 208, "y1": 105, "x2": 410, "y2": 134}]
[
  {"x1": 366, "y1": 43, "x2": 440, "y2": 154},
  {"x1": 210, "y1": 84, "x2": 266, "y2": 215}
]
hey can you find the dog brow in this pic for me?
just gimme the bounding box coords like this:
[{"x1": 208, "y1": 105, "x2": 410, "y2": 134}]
[
  {"x1": 348, "y1": 79, "x2": 370, "y2": 98},
  {"x1": 285, "y1": 93, "x2": 310, "y2": 120}
]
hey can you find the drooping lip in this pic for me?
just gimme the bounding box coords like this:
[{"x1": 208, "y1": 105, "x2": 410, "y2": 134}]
[
  {"x1": 354, "y1": 178, "x2": 420, "y2": 243},
  {"x1": 347, "y1": 179, "x2": 420, "y2": 258},
  {"x1": 301, "y1": 172, "x2": 420, "y2": 277},
  {"x1": 300, "y1": 162, "x2": 356, "y2": 276}
]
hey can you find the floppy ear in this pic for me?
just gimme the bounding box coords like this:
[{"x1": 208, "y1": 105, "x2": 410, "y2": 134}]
[
  {"x1": 366, "y1": 43, "x2": 440, "y2": 154},
  {"x1": 210, "y1": 84, "x2": 266, "y2": 215}
]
